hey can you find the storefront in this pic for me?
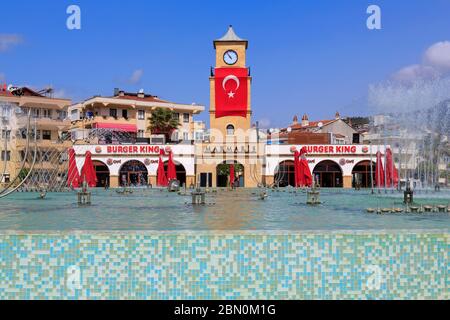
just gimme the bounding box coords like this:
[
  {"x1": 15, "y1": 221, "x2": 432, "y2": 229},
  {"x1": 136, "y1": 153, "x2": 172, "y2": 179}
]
[
  {"x1": 265, "y1": 144, "x2": 386, "y2": 188},
  {"x1": 73, "y1": 144, "x2": 196, "y2": 188}
]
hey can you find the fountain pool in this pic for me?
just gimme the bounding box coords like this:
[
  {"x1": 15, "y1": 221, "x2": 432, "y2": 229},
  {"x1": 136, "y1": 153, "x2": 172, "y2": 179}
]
[{"x1": 0, "y1": 188, "x2": 448, "y2": 231}]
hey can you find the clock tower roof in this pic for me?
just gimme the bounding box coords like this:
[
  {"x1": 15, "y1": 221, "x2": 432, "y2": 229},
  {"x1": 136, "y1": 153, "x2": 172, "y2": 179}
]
[{"x1": 214, "y1": 25, "x2": 248, "y2": 49}]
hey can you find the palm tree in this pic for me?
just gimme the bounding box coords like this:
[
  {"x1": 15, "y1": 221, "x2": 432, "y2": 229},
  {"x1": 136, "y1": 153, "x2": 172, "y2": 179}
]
[{"x1": 147, "y1": 108, "x2": 180, "y2": 142}]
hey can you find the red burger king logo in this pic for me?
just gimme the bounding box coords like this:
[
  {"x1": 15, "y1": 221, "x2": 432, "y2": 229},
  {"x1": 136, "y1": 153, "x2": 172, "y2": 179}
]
[
  {"x1": 95, "y1": 146, "x2": 102, "y2": 153},
  {"x1": 362, "y1": 146, "x2": 369, "y2": 153}
]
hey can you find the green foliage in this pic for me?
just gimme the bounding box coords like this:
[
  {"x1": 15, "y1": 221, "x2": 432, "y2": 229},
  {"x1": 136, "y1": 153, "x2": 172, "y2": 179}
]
[{"x1": 147, "y1": 108, "x2": 180, "y2": 141}]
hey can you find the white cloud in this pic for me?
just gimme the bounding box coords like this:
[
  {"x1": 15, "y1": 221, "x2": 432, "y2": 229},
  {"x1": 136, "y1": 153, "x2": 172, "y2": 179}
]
[
  {"x1": 128, "y1": 69, "x2": 144, "y2": 84},
  {"x1": 423, "y1": 41, "x2": 450, "y2": 70},
  {"x1": 390, "y1": 41, "x2": 450, "y2": 83},
  {"x1": 0, "y1": 34, "x2": 23, "y2": 52},
  {"x1": 391, "y1": 64, "x2": 438, "y2": 83}
]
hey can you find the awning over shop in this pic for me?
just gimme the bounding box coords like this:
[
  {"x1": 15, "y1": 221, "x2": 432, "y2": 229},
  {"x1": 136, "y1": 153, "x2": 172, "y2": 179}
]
[{"x1": 93, "y1": 122, "x2": 137, "y2": 132}]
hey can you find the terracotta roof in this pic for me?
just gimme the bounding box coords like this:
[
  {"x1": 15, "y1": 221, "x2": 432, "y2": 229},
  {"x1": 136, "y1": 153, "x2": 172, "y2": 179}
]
[{"x1": 114, "y1": 94, "x2": 170, "y2": 103}]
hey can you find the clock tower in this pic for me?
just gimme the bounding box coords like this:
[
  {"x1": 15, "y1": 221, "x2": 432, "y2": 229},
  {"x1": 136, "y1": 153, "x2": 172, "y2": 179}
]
[{"x1": 210, "y1": 25, "x2": 252, "y2": 138}]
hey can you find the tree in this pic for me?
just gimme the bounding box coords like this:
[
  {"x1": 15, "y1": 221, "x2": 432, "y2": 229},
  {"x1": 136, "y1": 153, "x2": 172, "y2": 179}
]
[{"x1": 147, "y1": 108, "x2": 180, "y2": 142}]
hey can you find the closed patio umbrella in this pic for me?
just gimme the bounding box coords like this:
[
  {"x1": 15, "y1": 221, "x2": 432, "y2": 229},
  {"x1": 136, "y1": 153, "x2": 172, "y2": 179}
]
[
  {"x1": 157, "y1": 149, "x2": 168, "y2": 187},
  {"x1": 229, "y1": 164, "x2": 235, "y2": 187},
  {"x1": 80, "y1": 151, "x2": 97, "y2": 187},
  {"x1": 385, "y1": 148, "x2": 399, "y2": 187},
  {"x1": 375, "y1": 151, "x2": 385, "y2": 188},
  {"x1": 299, "y1": 147, "x2": 312, "y2": 187},
  {"x1": 67, "y1": 148, "x2": 80, "y2": 188},
  {"x1": 166, "y1": 151, "x2": 177, "y2": 181}
]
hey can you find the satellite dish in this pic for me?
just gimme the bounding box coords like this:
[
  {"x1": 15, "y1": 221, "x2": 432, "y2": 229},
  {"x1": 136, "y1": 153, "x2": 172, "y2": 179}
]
[
  {"x1": 287, "y1": 127, "x2": 292, "y2": 133},
  {"x1": 138, "y1": 88, "x2": 144, "y2": 94},
  {"x1": 318, "y1": 122, "x2": 323, "y2": 128},
  {"x1": 269, "y1": 128, "x2": 274, "y2": 133}
]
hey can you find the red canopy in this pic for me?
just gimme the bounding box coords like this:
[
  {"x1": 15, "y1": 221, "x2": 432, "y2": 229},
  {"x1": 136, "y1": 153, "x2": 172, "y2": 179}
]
[
  {"x1": 80, "y1": 151, "x2": 97, "y2": 187},
  {"x1": 375, "y1": 151, "x2": 385, "y2": 188},
  {"x1": 229, "y1": 164, "x2": 235, "y2": 186},
  {"x1": 93, "y1": 123, "x2": 137, "y2": 132},
  {"x1": 385, "y1": 148, "x2": 399, "y2": 187},
  {"x1": 157, "y1": 149, "x2": 168, "y2": 186},
  {"x1": 166, "y1": 151, "x2": 177, "y2": 181},
  {"x1": 67, "y1": 148, "x2": 80, "y2": 188}
]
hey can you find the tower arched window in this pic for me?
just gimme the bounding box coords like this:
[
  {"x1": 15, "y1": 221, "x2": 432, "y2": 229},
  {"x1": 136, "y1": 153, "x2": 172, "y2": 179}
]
[{"x1": 226, "y1": 124, "x2": 235, "y2": 135}]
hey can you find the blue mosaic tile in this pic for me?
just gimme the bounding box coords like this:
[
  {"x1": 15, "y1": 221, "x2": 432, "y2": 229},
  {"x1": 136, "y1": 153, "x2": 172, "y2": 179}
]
[{"x1": 0, "y1": 231, "x2": 448, "y2": 299}]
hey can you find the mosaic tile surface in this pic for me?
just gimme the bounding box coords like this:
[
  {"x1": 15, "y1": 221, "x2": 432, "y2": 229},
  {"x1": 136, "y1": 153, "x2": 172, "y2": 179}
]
[{"x1": 0, "y1": 231, "x2": 448, "y2": 299}]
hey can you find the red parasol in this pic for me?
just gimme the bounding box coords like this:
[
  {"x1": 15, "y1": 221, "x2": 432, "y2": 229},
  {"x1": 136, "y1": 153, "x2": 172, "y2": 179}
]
[
  {"x1": 375, "y1": 151, "x2": 385, "y2": 188},
  {"x1": 80, "y1": 151, "x2": 97, "y2": 187},
  {"x1": 229, "y1": 164, "x2": 235, "y2": 187},
  {"x1": 157, "y1": 149, "x2": 168, "y2": 186},
  {"x1": 166, "y1": 151, "x2": 177, "y2": 181},
  {"x1": 299, "y1": 147, "x2": 312, "y2": 187},
  {"x1": 385, "y1": 148, "x2": 399, "y2": 187},
  {"x1": 67, "y1": 148, "x2": 80, "y2": 188}
]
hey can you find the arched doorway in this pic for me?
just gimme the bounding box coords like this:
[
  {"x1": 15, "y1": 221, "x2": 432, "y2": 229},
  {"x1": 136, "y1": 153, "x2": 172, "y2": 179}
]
[
  {"x1": 93, "y1": 160, "x2": 110, "y2": 188},
  {"x1": 164, "y1": 161, "x2": 186, "y2": 185},
  {"x1": 352, "y1": 160, "x2": 376, "y2": 188},
  {"x1": 216, "y1": 161, "x2": 244, "y2": 187},
  {"x1": 119, "y1": 160, "x2": 148, "y2": 186},
  {"x1": 313, "y1": 160, "x2": 343, "y2": 188},
  {"x1": 274, "y1": 160, "x2": 296, "y2": 187}
]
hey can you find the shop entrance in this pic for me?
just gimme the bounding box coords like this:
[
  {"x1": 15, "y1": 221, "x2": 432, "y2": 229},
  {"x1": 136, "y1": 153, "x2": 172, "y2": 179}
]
[
  {"x1": 119, "y1": 160, "x2": 148, "y2": 186},
  {"x1": 93, "y1": 160, "x2": 110, "y2": 187},
  {"x1": 274, "y1": 160, "x2": 295, "y2": 187},
  {"x1": 352, "y1": 160, "x2": 376, "y2": 188},
  {"x1": 164, "y1": 161, "x2": 187, "y2": 185},
  {"x1": 216, "y1": 161, "x2": 244, "y2": 187},
  {"x1": 313, "y1": 160, "x2": 343, "y2": 188}
]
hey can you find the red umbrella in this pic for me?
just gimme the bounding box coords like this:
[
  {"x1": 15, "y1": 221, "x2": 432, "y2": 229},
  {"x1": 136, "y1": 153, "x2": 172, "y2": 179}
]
[
  {"x1": 299, "y1": 147, "x2": 312, "y2": 187},
  {"x1": 80, "y1": 151, "x2": 97, "y2": 187},
  {"x1": 67, "y1": 148, "x2": 80, "y2": 188},
  {"x1": 375, "y1": 151, "x2": 385, "y2": 188},
  {"x1": 157, "y1": 149, "x2": 168, "y2": 187},
  {"x1": 294, "y1": 150, "x2": 300, "y2": 187},
  {"x1": 385, "y1": 148, "x2": 399, "y2": 187},
  {"x1": 166, "y1": 151, "x2": 177, "y2": 181},
  {"x1": 229, "y1": 164, "x2": 235, "y2": 187}
]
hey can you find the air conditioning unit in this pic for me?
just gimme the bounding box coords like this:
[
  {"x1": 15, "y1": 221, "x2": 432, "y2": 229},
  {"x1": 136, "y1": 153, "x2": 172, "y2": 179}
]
[{"x1": 150, "y1": 134, "x2": 165, "y2": 145}]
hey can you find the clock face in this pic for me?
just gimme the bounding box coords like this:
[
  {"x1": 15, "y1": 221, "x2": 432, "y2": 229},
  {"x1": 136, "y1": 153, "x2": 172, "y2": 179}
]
[{"x1": 223, "y1": 50, "x2": 238, "y2": 65}]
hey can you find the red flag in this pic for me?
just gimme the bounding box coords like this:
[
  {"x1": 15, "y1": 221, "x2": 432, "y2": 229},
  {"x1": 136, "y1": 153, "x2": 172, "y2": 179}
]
[
  {"x1": 214, "y1": 68, "x2": 248, "y2": 118},
  {"x1": 80, "y1": 151, "x2": 97, "y2": 187},
  {"x1": 67, "y1": 148, "x2": 80, "y2": 188}
]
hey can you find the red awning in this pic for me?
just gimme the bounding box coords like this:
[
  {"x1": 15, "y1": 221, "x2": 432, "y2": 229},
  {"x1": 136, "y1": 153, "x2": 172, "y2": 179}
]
[{"x1": 93, "y1": 123, "x2": 137, "y2": 132}]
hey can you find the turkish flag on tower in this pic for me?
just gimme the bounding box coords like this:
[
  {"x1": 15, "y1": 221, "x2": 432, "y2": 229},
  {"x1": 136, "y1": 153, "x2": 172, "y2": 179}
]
[{"x1": 214, "y1": 67, "x2": 248, "y2": 118}]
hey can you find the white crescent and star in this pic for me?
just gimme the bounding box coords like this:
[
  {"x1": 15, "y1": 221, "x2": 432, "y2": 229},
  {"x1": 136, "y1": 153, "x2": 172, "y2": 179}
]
[{"x1": 222, "y1": 75, "x2": 240, "y2": 98}]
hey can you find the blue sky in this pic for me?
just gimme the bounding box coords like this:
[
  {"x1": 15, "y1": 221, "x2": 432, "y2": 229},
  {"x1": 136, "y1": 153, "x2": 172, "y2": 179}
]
[{"x1": 1, "y1": 0, "x2": 450, "y2": 128}]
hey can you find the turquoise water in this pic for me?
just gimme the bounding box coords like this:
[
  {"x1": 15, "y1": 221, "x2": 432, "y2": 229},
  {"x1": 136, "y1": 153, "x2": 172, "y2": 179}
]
[{"x1": 0, "y1": 188, "x2": 449, "y2": 231}]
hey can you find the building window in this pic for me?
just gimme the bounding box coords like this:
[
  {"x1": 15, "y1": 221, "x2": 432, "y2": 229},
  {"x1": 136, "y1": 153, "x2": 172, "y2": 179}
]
[
  {"x1": 172, "y1": 113, "x2": 179, "y2": 121},
  {"x1": 195, "y1": 131, "x2": 203, "y2": 142},
  {"x1": 138, "y1": 110, "x2": 145, "y2": 120},
  {"x1": 109, "y1": 108, "x2": 117, "y2": 118},
  {"x1": 137, "y1": 130, "x2": 145, "y2": 138},
  {"x1": 43, "y1": 130, "x2": 51, "y2": 140},
  {"x1": 1, "y1": 130, "x2": 11, "y2": 140},
  {"x1": 183, "y1": 132, "x2": 189, "y2": 141},
  {"x1": 171, "y1": 131, "x2": 179, "y2": 142},
  {"x1": 32, "y1": 109, "x2": 40, "y2": 118},
  {"x1": 34, "y1": 130, "x2": 41, "y2": 140},
  {"x1": 183, "y1": 113, "x2": 189, "y2": 123},
  {"x1": 226, "y1": 124, "x2": 235, "y2": 135},
  {"x1": 122, "y1": 109, "x2": 128, "y2": 119},
  {"x1": 1, "y1": 151, "x2": 10, "y2": 161},
  {"x1": 42, "y1": 109, "x2": 52, "y2": 118}
]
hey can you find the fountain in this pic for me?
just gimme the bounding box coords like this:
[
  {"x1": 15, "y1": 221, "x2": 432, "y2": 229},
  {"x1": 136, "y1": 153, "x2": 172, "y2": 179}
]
[
  {"x1": 77, "y1": 180, "x2": 91, "y2": 205},
  {"x1": 404, "y1": 181, "x2": 414, "y2": 204},
  {"x1": 306, "y1": 180, "x2": 321, "y2": 205},
  {"x1": 191, "y1": 183, "x2": 206, "y2": 205}
]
